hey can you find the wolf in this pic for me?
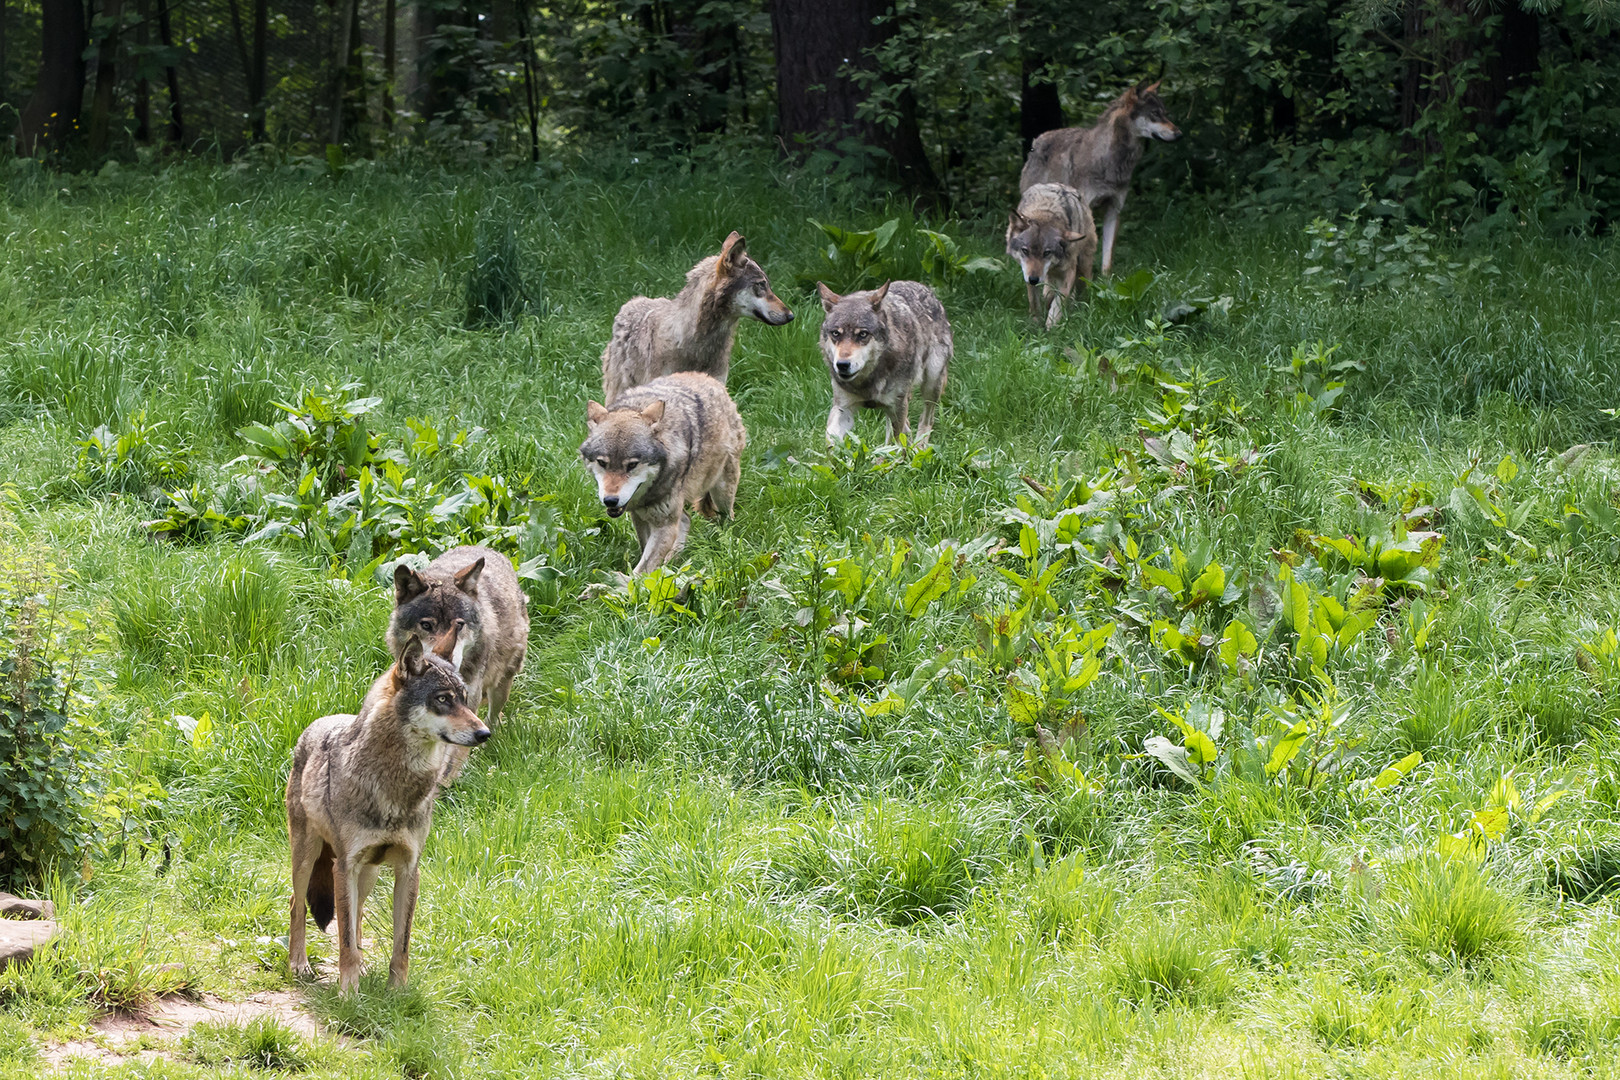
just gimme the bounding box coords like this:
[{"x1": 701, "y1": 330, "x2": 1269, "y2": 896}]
[
  {"x1": 581, "y1": 371, "x2": 747, "y2": 573},
  {"x1": 816, "y1": 280, "x2": 952, "y2": 447},
  {"x1": 389, "y1": 545, "x2": 529, "y2": 736},
  {"x1": 1019, "y1": 80, "x2": 1181, "y2": 275},
  {"x1": 1007, "y1": 183, "x2": 1097, "y2": 329},
  {"x1": 287, "y1": 623, "x2": 488, "y2": 993},
  {"x1": 601, "y1": 231, "x2": 793, "y2": 402}
]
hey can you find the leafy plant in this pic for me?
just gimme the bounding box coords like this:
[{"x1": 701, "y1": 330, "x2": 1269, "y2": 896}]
[
  {"x1": 236, "y1": 382, "x2": 385, "y2": 495},
  {"x1": 73, "y1": 411, "x2": 192, "y2": 495},
  {"x1": 1277, "y1": 340, "x2": 1363, "y2": 421},
  {"x1": 917, "y1": 228, "x2": 1001, "y2": 285}
]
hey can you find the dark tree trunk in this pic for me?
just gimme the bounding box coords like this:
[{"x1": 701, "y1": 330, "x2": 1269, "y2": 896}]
[
  {"x1": 1466, "y1": 4, "x2": 1539, "y2": 128},
  {"x1": 769, "y1": 0, "x2": 939, "y2": 196},
  {"x1": 513, "y1": 0, "x2": 540, "y2": 159},
  {"x1": 18, "y1": 0, "x2": 88, "y2": 155},
  {"x1": 1016, "y1": 0, "x2": 1063, "y2": 157},
  {"x1": 669, "y1": 2, "x2": 739, "y2": 135},
  {"x1": 157, "y1": 0, "x2": 183, "y2": 146},
  {"x1": 250, "y1": 0, "x2": 268, "y2": 140},
  {"x1": 0, "y1": 0, "x2": 9, "y2": 111},
  {"x1": 134, "y1": 0, "x2": 150, "y2": 141},
  {"x1": 328, "y1": 0, "x2": 360, "y2": 144},
  {"x1": 1402, "y1": 0, "x2": 1541, "y2": 157},
  {"x1": 88, "y1": 0, "x2": 124, "y2": 154},
  {"x1": 383, "y1": 0, "x2": 396, "y2": 128}
]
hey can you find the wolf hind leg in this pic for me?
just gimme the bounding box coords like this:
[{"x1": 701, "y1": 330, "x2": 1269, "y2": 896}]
[
  {"x1": 710, "y1": 452, "x2": 741, "y2": 520},
  {"x1": 288, "y1": 832, "x2": 327, "y2": 977},
  {"x1": 914, "y1": 349, "x2": 949, "y2": 446}
]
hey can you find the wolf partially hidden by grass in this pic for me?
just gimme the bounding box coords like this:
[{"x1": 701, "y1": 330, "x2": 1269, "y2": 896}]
[
  {"x1": 1007, "y1": 183, "x2": 1097, "y2": 329},
  {"x1": 1019, "y1": 81, "x2": 1181, "y2": 275},
  {"x1": 817, "y1": 280, "x2": 952, "y2": 448},
  {"x1": 287, "y1": 623, "x2": 488, "y2": 994},
  {"x1": 582, "y1": 372, "x2": 747, "y2": 573},
  {"x1": 601, "y1": 231, "x2": 793, "y2": 402}
]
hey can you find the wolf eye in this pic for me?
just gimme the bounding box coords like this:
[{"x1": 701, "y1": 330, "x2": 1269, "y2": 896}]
[
  {"x1": 418, "y1": 619, "x2": 435, "y2": 633},
  {"x1": 625, "y1": 459, "x2": 640, "y2": 470},
  {"x1": 596, "y1": 458, "x2": 609, "y2": 469},
  {"x1": 855, "y1": 330, "x2": 870, "y2": 343},
  {"x1": 435, "y1": 693, "x2": 452, "y2": 708}
]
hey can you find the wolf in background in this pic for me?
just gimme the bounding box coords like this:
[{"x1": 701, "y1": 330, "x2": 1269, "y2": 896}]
[
  {"x1": 601, "y1": 231, "x2": 793, "y2": 402},
  {"x1": 287, "y1": 624, "x2": 488, "y2": 993},
  {"x1": 581, "y1": 371, "x2": 747, "y2": 573},
  {"x1": 817, "y1": 280, "x2": 953, "y2": 448},
  {"x1": 1006, "y1": 182, "x2": 1096, "y2": 329},
  {"x1": 1019, "y1": 81, "x2": 1181, "y2": 275}
]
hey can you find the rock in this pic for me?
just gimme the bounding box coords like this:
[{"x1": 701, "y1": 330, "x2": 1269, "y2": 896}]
[
  {"x1": 0, "y1": 919, "x2": 57, "y2": 971},
  {"x1": 0, "y1": 893, "x2": 55, "y2": 920}
]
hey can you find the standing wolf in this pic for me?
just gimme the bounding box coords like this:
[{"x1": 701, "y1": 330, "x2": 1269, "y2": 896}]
[
  {"x1": 601, "y1": 231, "x2": 793, "y2": 402},
  {"x1": 287, "y1": 624, "x2": 488, "y2": 993},
  {"x1": 1019, "y1": 81, "x2": 1181, "y2": 275},
  {"x1": 581, "y1": 372, "x2": 747, "y2": 573},
  {"x1": 1007, "y1": 183, "x2": 1097, "y2": 329},
  {"x1": 816, "y1": 280, "x2": 952, "y2": 447},
  {"x1": 389, "y1": 545, "x2": 529, "y2": 734}
]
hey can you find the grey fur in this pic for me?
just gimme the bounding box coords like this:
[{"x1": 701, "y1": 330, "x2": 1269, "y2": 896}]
[
  {"x1": 817, "y1": 280, "x2": 952, "y2": 447},
  {"x1": 1019, "y1": 82, "x2": 1181, "y2": 275},
  {"x1": 581, "y1": 372, "x2": 747, "y2": 573},
  {"x1": 287, "y1": 628, "x2": 489, "y2": 994},
  {"x1": 1007, "y1": 183, "x2": 1097, "y2": 329},
  {"x1": 601, "y1": 231, "x2": 793, "y2": 402}
]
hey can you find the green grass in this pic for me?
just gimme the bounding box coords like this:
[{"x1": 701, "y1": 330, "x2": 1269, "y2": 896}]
[{"x1": 2, "y1": 154, "x2": 1620, "y2": 1077}]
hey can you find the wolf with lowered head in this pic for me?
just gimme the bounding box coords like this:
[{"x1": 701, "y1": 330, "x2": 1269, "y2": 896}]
[
  {"x1": 287, "y1": 622, "x2": 488, "y2": 993},
  {"x1": 1019, "y1": 80, "x2": 1181, "y2": 275},
  {"x1": 1007, "y1": 182, "x2": 1097, "y2": 329},
  {"x1": 817, "y1": 280, "x2": 952, "y2": 447},
  {"x1": 581, "y1": 371, "x2": 747, "y2": 573},
  {"x1": 601, "y1": 231, "x2": 793, "y2": 402}
]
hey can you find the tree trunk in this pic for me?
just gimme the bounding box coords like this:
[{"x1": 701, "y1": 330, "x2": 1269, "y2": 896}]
[
  {"x1": 328, "y1": 0, "x2": 359, "y2": 144},
  {"x1": 769, "y1": 0, "x2": 939, "y2": 195},
  {"x1": 1402, "y1": 0, "x2": 1540, "y2": 156},
  {"x1": 1016, "y1": 0, "x2": 1063, "y2": 157},
  {"x1": 88, "y1": 0, "x2": 125, "y2": 155},
  {"x1": 0, "y1": 0, "x2": 9, "y2": 112},
  {"x1": 383, "y1": 0, "x2": 396, "y2": 128},
  {"x1": 157, "y1": 0, "x2": 183, "y2": 147},
  {"x1": 134, "y1": 0, "x2": 150, "y2": 141},
  {"x1": 17, "y1": 0, "x2": 88, "y2": 155}
]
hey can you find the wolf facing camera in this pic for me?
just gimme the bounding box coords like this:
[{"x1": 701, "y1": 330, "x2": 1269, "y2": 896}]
[{"x1": 817, "y1": 280, "x2": 953, "y2": 448}]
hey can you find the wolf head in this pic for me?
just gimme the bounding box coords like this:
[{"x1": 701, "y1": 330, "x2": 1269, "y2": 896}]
[
  {"x1": 390, "y1": 557, "x2": 486, "y2": 668},
  {"x1": 706, "y1": 232, "x2": 793, "y2": 326},
  {"x1": 817, "y1": 282, "x2": 892, "y2": 381},
  {"x1": 581, "y1": 401, "x2": 668, "y2": 517},
  {"x1": 392, "y1": 626, "x2": 489, "y2": 748},
  {"x1": 1123, "y1": 80, "x2": 1180, "y2": 141},
  {"x1": 1006, "y1": 213, "x2": 1087, "y2": 287}
]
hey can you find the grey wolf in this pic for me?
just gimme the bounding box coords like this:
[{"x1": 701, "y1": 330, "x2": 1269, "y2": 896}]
[
  {"x1": 389, "y1": 545, "x2": 529, "y2": 735},
  {"x1": 816, "y1": 280, "x2": 952, "y2": 447},
  {"x1": 1019, "y1": 81, "x2": 1181, "y2": 275},
  {"x1": 1007, "y1": 183, "x2": 1097, "y2": 329},
  {"x1": 287, "y1": 624, "x2": 488, "y2": 993},
  {"x1": 581, "y1": 371, "x2": 747, "y2": 573},
  {"x1": 601, "y1": 231, "x2": 793, "y2": 402}
]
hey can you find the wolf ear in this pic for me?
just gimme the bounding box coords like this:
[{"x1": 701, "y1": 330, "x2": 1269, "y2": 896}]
[
  {"x1": 869, "y1": 281, "x2": 892, "y2": 309},
  {"x1": 718, "y1": 231, "x2": 747, "y2": 273},
  {"x1": 1135, "y1": 78, "x2": 1161, "y2": 95},
  {"x1": 639, "y1": 400, "x2": 666, "y2": 425},
  {"x1": 1007, "y1": 211, "x2": 1026, "y2": 233},
  {"x1": 587, "y1": 401, "x2": 608, "y2": 428},
  {"x1": 399, "y1": 636, "x2": 427, "y2": 680},
  {"x1": 433, "y1": 618, "x2": 464, "y2": 660},
  {"x1": 453, "y1": 556, "x2": 485, "y2": 596},
  {"x1": 394, "y1": 564, "x2": 428, "y2": 606},
  {"x1": 817, "y1": 281, "x2": 842, "y2": 311}
]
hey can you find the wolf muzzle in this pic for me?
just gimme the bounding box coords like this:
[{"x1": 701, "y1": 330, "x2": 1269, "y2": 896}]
[{"x1": 602, "y1": 495, "x2": 625, "y2": 517}]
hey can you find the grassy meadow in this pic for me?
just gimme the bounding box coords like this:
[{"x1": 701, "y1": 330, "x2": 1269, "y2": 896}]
[{"x1": 3, "y1": 153, "x2": 1620, "y2": 1078}]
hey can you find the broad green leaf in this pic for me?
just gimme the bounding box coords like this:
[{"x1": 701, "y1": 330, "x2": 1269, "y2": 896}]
[
  {"x1": 1470, "y1": 805, "x2": 1511, "y2": 841},
  {"x1": 1185, "y1": 562, "x2": 1226, "y2": 607},
  {"x1": 903, "y1": 552, "x2": 954, "y2": 618},
  {"x1": 1141, "y1": 564, "x2": 1184, "y2": 595},
  {"x1": 1373, "y1": 751, "x2": 1423, "y2": 789},
  {"x1": 1144, "y1": 736, "x2": 1201, "y2": 784},
  {"x1": 1218, "y1": 620, "x2": 1258, "y2": 670},
  {"x1": 1265, "y1": 719, "x2": 1310, "y2": 777},
  {"x1": 1495, "y1": 454, "x2": 1519, "y2": 483}
]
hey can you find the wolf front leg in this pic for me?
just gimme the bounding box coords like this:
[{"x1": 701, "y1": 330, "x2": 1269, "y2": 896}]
[
  {"x1": 632, "y1": 512, "x2": 684, "y2": 573},
  {"x1": 389, "y1": 859, "x2": 420, "y2": 987},
  {"x1": 1026, "y1": 280, "x2": 1041, "y2": 321},
  {"x1": 826, "y1": 387, "x2": 860, "y2": 444},
  {"x1": 1098, "y1": 201, "x2": 1123, "y2": 276},
  {"x1": 884, "y1": 395, "x2": 913, "y2": 445}
]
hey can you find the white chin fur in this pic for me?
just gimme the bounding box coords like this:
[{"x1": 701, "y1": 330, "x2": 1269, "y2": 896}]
[{"x1": 592, "y1": 462, "x2": 654, "y2": 508}]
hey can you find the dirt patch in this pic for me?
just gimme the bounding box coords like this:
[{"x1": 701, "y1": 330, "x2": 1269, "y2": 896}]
[{"x1": 43, "y1": 989, "x2": 323, "y2": 1068}]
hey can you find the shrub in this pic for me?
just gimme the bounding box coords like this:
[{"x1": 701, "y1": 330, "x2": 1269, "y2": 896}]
[{"x1": 0, "y1": 548, "x2": 102, "y2": 887}]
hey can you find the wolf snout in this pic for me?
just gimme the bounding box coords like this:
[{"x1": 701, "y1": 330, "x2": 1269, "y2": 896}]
[
  {"x1": 470, "y1": 728, "x2": 492, "y2": 745},
  {"x1": 834, "y1": 360, "x2": 853, "y2": 377},
  {"x1": 1026, "y1": 273, "x2": 1043, "y2": 285},
  {"x1": 770, "y1": 308, "x2": 794, "y2": 325}
]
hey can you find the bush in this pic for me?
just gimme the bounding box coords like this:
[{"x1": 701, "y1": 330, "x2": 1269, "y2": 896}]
[{"x1": 0, "y1": 549, "x2": 102, "y2": 887}]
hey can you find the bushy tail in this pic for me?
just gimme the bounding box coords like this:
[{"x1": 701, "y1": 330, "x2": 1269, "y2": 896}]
[{"x1": 307, "y1": 842, "x2": 336, "y2": 930}]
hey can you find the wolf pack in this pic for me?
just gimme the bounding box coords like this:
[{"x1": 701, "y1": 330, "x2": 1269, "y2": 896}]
[{"x1": 286, "y1": 81, "x2": 1181, "y2": 992}]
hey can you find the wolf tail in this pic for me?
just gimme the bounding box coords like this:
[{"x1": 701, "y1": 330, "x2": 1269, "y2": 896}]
[{"x1": 307, "y1": 842, "x2": 336, "y2": 930}]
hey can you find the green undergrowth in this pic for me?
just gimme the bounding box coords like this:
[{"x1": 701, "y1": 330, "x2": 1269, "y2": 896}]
[{"x1": 1, "y1": 157, "x2": 1620, "y2": 1077}]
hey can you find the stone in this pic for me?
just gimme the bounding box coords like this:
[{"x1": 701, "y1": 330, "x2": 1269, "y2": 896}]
[
  {"x1": 0, "y1": 892, "x2": 55, "y2": 920},
  {"x1": 0, "y1": 919, "x2": 56, "y2": 971}
]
